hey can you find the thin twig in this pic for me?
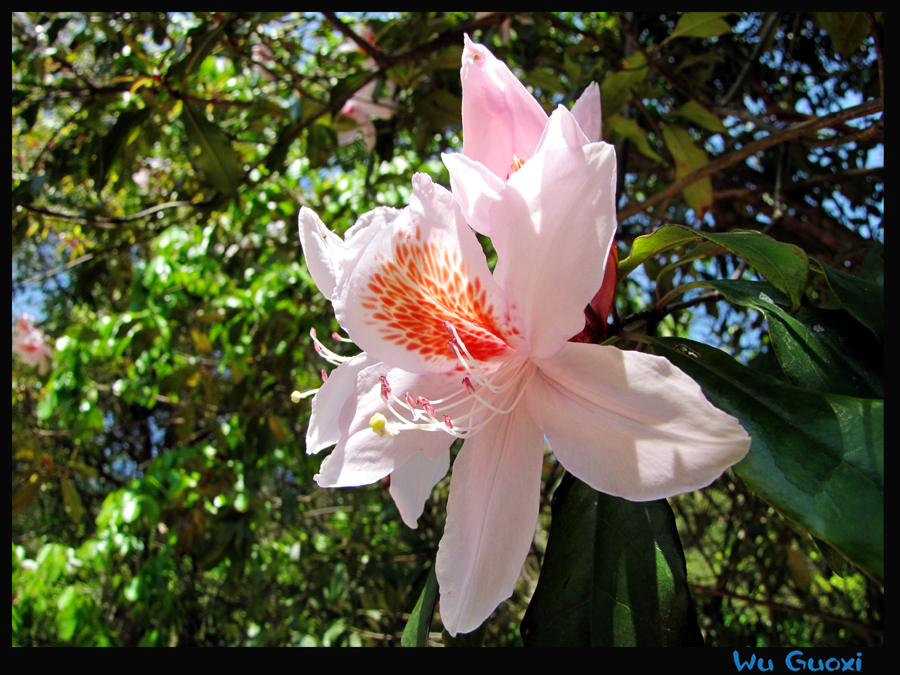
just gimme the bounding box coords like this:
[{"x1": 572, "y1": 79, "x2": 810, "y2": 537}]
[
  {"x1": 721, "y1": 12, "x2": 781, "y2": 106},
  {"x1": 23, "y1": 201, "x2": 195, "y2": 227}
]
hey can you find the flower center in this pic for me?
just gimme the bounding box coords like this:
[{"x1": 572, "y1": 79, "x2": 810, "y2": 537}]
[
  {"x1": 360, "y1": 227, "x2": 514, "y2": 367},
  {"x1": 506, "y1": 153, "x2": 526, "y2": 180},
  {"x1": 372, "y1": 321, "x2": 536, "y2": 440}
]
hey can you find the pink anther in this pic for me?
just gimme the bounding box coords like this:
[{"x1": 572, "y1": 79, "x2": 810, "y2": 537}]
[
  {"x1": 417, "y1": 397, "x2": 436, "y2": 417},
  {"x1": 462, "y1": 377, "x2": 475, "y2": 395}
]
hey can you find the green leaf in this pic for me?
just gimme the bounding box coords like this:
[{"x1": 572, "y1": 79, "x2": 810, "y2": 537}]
[
  {"x1": 811, "y1": 12, "x2": 870, "y2": 58},
  {"x1": 12, "y1": 478, "x2": 43, "y2": 518},
  {"x1": 60, "y1": 475, "x2": 85, "y2": 524},
  {"x1": 600, "y1": 52, "x2": 647, "y2": 110},
  {"x1": 699, "y1": 230, "x2": 809, "y2": 312},
  {"x1": 671, "y1": 12, "x2": 734, "y2": 39},
  {"x1": 673, "y1": 101, "x2": 727, "y2": 133},
  {"x1": 181, "y1": 103, "x2": 243, "y2": 198},
  {"x1": 661, "y1": 125, "x2": 712, "y2": 216},
  {"x1": 618, "y1": 225, "x2": 699, "y2": 280},
  {"x1": 648, "y1": 337, "x2": 884, "y2": 582},
  {"x1": 606, "y1": 114, "x2": 663, "y2": 162},
  {"x1": 401, "y1": 566, "x2": 438, "y2": 647},
  {"x1": 94, "y1": 106, "x2": 153, "y2": 194},
  {"x1": 416, "y1": 90, "x2": 461, "y2": 128},
  {"x1": 521, "y1": 474, "x2": 703, "y2": 646},
  {"x1": 810, "y1": 258, "x2": 883, "y2": 342},
  {"x1": 330, "y1": 71, "x2": 373, "y2": 106},
  {"x1": 655, "y1": 240, "x2": 727, "y2": 295},
  {"x1": 709, "y1": 279, "x2": 883, "y2": 398},
  {"x1": 167, "y1": 23, "x2": 228, "y2": 86}
]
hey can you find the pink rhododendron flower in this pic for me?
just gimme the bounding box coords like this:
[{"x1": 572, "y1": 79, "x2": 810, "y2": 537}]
[
  {"x1": 296, "y1": 38, "x2": 750, "y2": 637},
  {"x1": 449, "y1": 36, "x2": 617, "y2": 331},
  {"x1": 13, "y1": 314, "x2": 53, "y2": 375},
  {"x1": 456, "y1": 34, "x2": 602, "y2": 184}
]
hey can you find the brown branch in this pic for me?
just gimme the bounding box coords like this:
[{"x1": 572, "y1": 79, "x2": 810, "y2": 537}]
[
  {"x1": 321, "y1": 12, "x2": 388, "y2": 69},
  {"x1": 23, "y1": 201, "x2": 195, "y2": 227},
  {"x1": 617, "y1": 98, "x2": 883, "y2": 222},
  {"x1": 713, "y1": 167, "x2": 882, "y2": 200}
]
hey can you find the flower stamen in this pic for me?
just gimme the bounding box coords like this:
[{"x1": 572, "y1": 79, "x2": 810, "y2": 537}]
[
  {"x1": 371, "y1": 324, "x2": 537, "y2": 440},
  {"x1": 310, "y1": 328, "x2": 350, "y2": 365}
]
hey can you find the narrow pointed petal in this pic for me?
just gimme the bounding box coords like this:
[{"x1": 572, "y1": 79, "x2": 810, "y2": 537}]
[
  {"x1": 533, "y1": 105, "x2": 590, "y2": 155},
  {"x1": 389, "y1": 449, "x2": 450, "y2": 528},
  {"x1": 336, "y1": 174, "x2": 515, "y2": 374},
  {"x1": 315, "y1": 364, "x2": 458, "y2": 487},
  {"x1": 527, "y1": 343, "x2": 751, "y2": 501},
  {"x1": 307, "y1": 353, "x2": 377, "y2": 455},
  {"x1": 570, "y1": 82, "x2": 603, "y2": 143},
  {"x1": 436, "y1": 403, "x2": 544, "y2": 636},
  {"x1": 298, "y1": 207, "x2": 343, "y2": 300},
  {"x1": 442, "y1": 151, "x2": 506, "y2": 236},
  {"x1": 298, "y1": 206, "x2": 400, "y2": 303},
  {"x1": 460, "y1": 34, "x2": 548, "y2": 180},
  {"x1": 490, "y1": 137, "x2": 617, "y2": 358}
]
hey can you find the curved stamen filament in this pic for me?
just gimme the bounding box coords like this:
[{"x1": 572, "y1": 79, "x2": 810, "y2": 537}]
[
  {"x1": 374, "y1": 325, "x2": 537, "y2": 440},
  {"x1": 444, "y1": 321, "x2": 506, "y2": 394},
  {"x1": 310, "y1": 328, "x2": 350, "y2": 365}
]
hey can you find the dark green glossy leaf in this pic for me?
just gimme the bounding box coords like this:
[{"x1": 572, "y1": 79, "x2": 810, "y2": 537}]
[
  {"x1": 521, "y1": 473, "x2": 703, "y2": 647},
  {"x1": 699, "y1": 230, "x2": 809, "y2": 311},
  {"x1": 648, "y1": 337, "x2": 883, "y2": 581},
  {"x1": 181, "y1": 103, "x2": 243, "y2": 198},
  {"x1": 401, "y1": 566, "x2": 438, "y2": 647},
  {"x1": 620, "y1": 227, "x2": 807, "y2": 311},
  {"x1": 811, "y1": 258, "x2": 884, "y2": 342},
  {"x1": 710, "y1": 279, "x2": 883, "y2": 398}
]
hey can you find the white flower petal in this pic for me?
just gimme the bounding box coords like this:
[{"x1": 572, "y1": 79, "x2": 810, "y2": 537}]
[
  {"x1": 442, "y1": 151, "x2": 506, "y2": 236},
  {"x1": 306, "y1": 353, "x2": 377, "y2": 455},
  {"x1": 389, "y1": 449, "x2": 450, "y2": 529},
  {"x1": 570, "y1": 82, "x2": 603, "y2": 143},
  {"x1": 298, "y1": 207, "x2": 343, "y2": 300},
  {"x1": 336, "y1": 174, "x2": 515, "y2": 375},
  {"x1": 436, "y1": 403, "x2": 544, "y2": 636},
  {"x1": 533, "y1": 105, "x2": 590, "y2": 155},
  {"x1": 315, "y1": 364, "x2": 458, "y2": 487},
  {"x1": 460, "y1": 34, "x2": 548, "y2": 180},
  {"x1": 491, "y1": 140, "x2": 617, "y2": 358},
  {"x1": 528, "y1": 343, "x2": 751, "y2": 501}
]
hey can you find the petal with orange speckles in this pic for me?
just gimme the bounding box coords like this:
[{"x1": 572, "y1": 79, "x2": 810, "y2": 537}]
[{"x1": 335, "y1": 174, "x2": 516, "y2": 375}]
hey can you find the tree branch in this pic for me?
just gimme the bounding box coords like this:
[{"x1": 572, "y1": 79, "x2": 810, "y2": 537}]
[{"x1": 617, "y1": 98, "x2": 883, "y2": 222}]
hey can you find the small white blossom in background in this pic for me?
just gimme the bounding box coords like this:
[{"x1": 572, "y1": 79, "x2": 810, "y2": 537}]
[{"x1": 13, "y1": 314, "x2": 53, "y2": 375}]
